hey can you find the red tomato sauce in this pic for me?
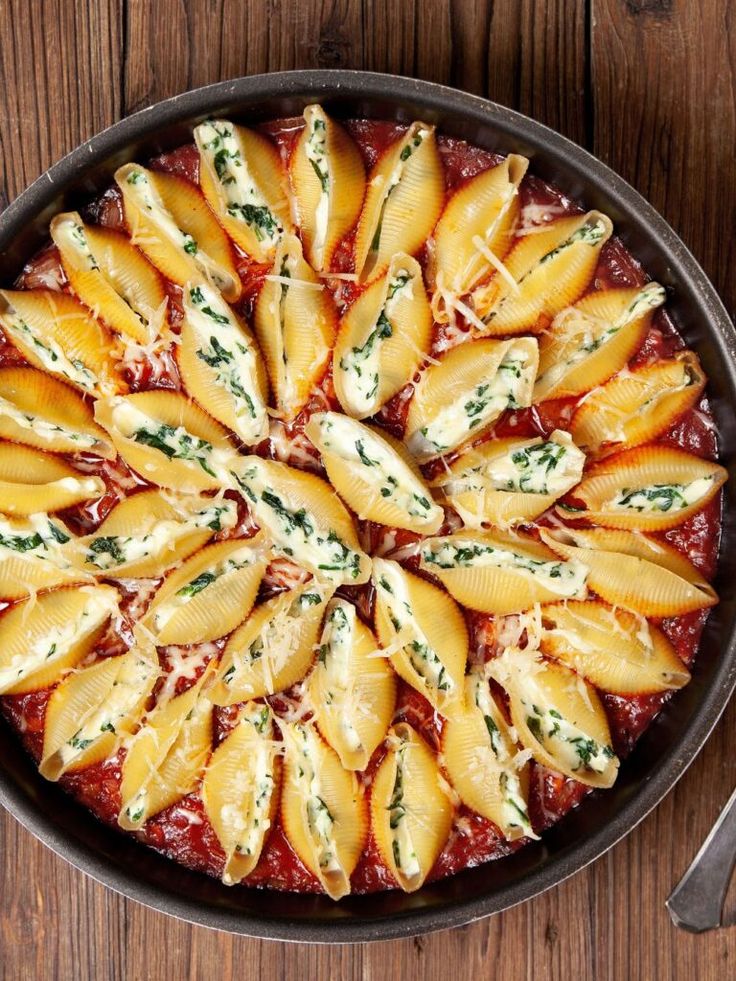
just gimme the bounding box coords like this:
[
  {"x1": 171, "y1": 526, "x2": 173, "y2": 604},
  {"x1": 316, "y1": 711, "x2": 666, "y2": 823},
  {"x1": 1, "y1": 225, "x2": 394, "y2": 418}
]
[{"x1": 0, "y1": 118, "x2": 723, "y2": 895}]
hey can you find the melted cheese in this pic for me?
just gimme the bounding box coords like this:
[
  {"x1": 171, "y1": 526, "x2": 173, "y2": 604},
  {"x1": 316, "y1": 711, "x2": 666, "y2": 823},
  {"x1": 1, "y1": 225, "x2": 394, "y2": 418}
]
[{"x1": 607, "y1": 476, "x2": 715, "y2": 514}]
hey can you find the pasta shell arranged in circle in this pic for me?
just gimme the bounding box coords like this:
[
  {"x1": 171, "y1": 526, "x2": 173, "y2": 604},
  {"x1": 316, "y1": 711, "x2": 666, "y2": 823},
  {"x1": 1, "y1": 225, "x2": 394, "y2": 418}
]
[
  {"x1": 539, "y1": 526, "x2": 717, "y2": 617},
  {"x1": 404, "y1": 336, "x2": 539, "y2": 462},
  {"x1": 177, "y1": 281, "x2": 270, "y2": 445},
  {"x1": 472, "y1": 211, "x2": 613, "y2": 335},
  {"x1": 210, "y1": 580, "x2": 334, "y2": 705},
  {"x1": 281, "y1": 721, "x2": 367, "y2": 901},
  {"x1": 0, "y1": 513, "x2": 86, "y2": 599},
  {"x1": 94, "y1": 390, "x2": 240, "y2": 492},
  {"x1": 0, "y1": 442, "x2": 104, "y2": 514},
  {"x1": 40, "y1": 643, "x2": 159, "y2": 781},
  {"x1": 232, "y1": 455, "x2": 371, "y2": 585},
  {"x1": 143, "y1": 534, "x2": 269, "y2": 645},
  {"x1": 370, "y1": 722, "x2": 454, "y2": 893},
  {"x1": 488, "y1": 647, "x2": 619, "y2": 789},
  {"x1": 50, "y1": 211, "x2": 167, "y2": 345},
  {"x1": 560, "y1": 445, "x2": 726, "y2": 531},
  {"x1": 354, "y1": 121, "x2": 444, "y2": 283},
  {"x1": 306, "y1": 411, "x2": 444, "y2": 534},
  {"x1": 201, "y1": 702, "x2": 281, "y2": 886},
  {"x1": 540, "y1": 600, "x2": 690, "y2": 695},
  {"x1": 288, "y1": 104, "x2": 365, "y2": 272},
  {"x1": 372, "y1": 557, "x2": 468, "y2": 712},
  {"x1": 442, "y1": 670, "x2": 536, "y2": 841},
  {"x1": 534, "y1": 283, "x2": 665, "y2": 402},
  {"x1": 0, "y1": 289, "x2": 124, "y2": 396},
  {"x1": 115, "y1": 163, "x2": 241, "y2": 301},
  {"x1": 119, "y1": 659, "x2": 217, "y2": 830},
  {"x1": 195, "y1": 119, "x2": 292, "y2": 264},
  {"x1": 309, "y1": 597, "x2": 396, "y2": 771},
  {"x1": 570, "y1": 350, "x2": 706, "y2": 457},
  {"x1": 418, "y1": 530, "x2": 589, "y2": 616},
  {"x1": 0, "y1": 583, "x2": 119, "y2": 695},
  {"x1": 0, "y1": 365, "x2": 113, "y2": 458},
  {"x1": 430, "y1": 429, "x2": 586, "y2": 528},
  {"x1": 71, "y1": 489, "x2": 238, "y2": 579},
  {"x1": 432, "y1": 154, "x2": 528, "y2": 320},
  {"x1": 253, "y1": 233, "x2": 337, "y2": 421},
  {"x1": 333, "y1": 253, "x2": 432, "y2": 419}
]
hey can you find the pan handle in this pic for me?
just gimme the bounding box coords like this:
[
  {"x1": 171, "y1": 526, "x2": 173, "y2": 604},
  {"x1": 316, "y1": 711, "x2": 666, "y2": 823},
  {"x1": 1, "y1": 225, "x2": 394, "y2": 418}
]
[{"x1": 666, "y1": 784, "x2": 736, "y2": 932}]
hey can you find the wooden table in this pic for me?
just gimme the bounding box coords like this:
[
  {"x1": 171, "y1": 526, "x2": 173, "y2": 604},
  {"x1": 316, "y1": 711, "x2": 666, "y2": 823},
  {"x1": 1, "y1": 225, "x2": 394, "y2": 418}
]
[{"x1": 1, "y1": 1, "x2": 735, "y2": 977}]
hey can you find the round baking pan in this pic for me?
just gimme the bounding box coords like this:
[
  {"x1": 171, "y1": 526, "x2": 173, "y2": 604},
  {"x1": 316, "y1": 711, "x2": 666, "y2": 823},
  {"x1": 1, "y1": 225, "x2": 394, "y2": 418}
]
[{"x1": 0, "y1": 70, "x2": 735, "y2": 943}]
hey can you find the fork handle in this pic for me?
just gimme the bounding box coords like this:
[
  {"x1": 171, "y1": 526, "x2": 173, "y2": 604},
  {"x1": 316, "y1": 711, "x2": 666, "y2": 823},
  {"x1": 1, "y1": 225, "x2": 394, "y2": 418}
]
[{"x1": 666, "y1": 784, "x2": 736, "y2": 932}]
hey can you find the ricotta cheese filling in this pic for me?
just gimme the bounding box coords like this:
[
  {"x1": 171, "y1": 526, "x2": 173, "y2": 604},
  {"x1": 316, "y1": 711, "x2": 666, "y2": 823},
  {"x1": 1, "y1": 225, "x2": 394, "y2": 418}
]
[{"x1": 606, "y1": 475, "x2": 715, "y2": 513}]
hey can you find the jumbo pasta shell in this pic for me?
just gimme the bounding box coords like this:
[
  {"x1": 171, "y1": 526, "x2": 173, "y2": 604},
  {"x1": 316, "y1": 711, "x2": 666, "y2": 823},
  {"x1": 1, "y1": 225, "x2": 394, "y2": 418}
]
[
  {"x1": 0, "y1": 289, "x2": 123, "y2": 396},
  {"x1": 0, "y1": 583, "x2": 119, "y2": 695},
  {"x1": 178, "y1": 281, "x2": 269, "y2": 445},
  {"x1": 0, "y1": 366, "x2": 113, "y2": 457},
  {"x1": 442, "y1": 671, "x2": 535, "y2": 839},
  {"x1": 488, "y1": 648, "x2": 619, "y2": 788},
  {"x1": 306, "y1": 411, "x2": 444, "y2": 534},
  {"x1": 94, "y1": 390, "x2": 239, "y2": 492},
  {"x1": 354, "y1": 122, "x2": 444, "y2": 283},
  {"x1": 309, "y1": 597, "x2": 396, "y2": 771},
  {"x1": 115, "y1": 164, "x2": 241, "y2": 301},
  {"x1": 418, "y1": 530, "x2": 589, "y2": 616},
  {"x1": 143, "y1": 535, "x2": 269, "y2": 645},
  {"x1": 433, "y1": 155, "x2": 528, "y2": 313},
  {"x1": 539, "y1": 526, "x2": 717, "y2": 617},
  {"x1": 0, "y1": 513, "x2": 86, "y2": 599},
  {"x1": 210, "y1": 581, "x2": 333, "y2": 705},
  {"x1": 540, "y1": 600, "x2": 690, "y2": 694},
  {"x1": 289, "y1": 105, "x2": 366, "y2": 271},
  {"x1": 405, "y1": 337, "x2": 539, "y2": 462},
  {"x1": 281, "y1": 721, "x2": 367, "y2": 900},
  {"x1": 72, "y1": 489, "x2": 237, "y2": 578},
  {"x1": 372, "y1": 558, "x2": 467, "y2": 712},
  {"x1": 40, "y1": 644, "x2": 159, "y2": 780},
  {"x1": 201, "y1": 702, "x2": 281, "y2": 884},
  {"x1": 195, "y1": 119, "x2": 291, "y2": 263},
  {"x1": 570, "y1": 351, "x2": 706, "y2": 457},
  {"x1": 253, "y1": 233, "x2": 337, "y2": 420},
  {"x1": 561, "y1": 445, "x2": 726, "y2": 531},
  {"x1": 0, "y1": 442, "x2": 104, "y2": 514},
  {"x1": 50, "y1": 212, "x2": 167, "y2": 344},
  {"x1": 431, "y1": 429, "x2": 586, "y2": 528},
  {"x1": 233, "y1": 455, "x2": 371, "y2": 585},
  {"x1": 118, "y1": 659, "x2": 217, "y2": 829},
  {"x1": 370, "y1": 723, "x2": 453, "y2": 892},
  {"x1": 472, "y1": 211, "x2": 613, "y2": 335},
  {"x1": 534, "y1": 284, "x2": 665, "y2": 401},
  {"x1": 333, "y1": 254, "x2": 432, "y2": 419}
]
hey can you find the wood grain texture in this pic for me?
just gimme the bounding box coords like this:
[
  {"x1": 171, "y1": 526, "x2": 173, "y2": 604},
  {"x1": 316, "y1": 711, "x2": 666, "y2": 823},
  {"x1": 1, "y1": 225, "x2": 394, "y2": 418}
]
[{"x1": 1, "y1": 1, "x2": 736, "y2": 979}]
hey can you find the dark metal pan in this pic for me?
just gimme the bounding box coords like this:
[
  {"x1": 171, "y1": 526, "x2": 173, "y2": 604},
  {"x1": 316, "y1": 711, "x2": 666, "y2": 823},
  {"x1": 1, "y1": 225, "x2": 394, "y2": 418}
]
[{"x1": 1, "y1": 70, "x2": 735, "y2": 943}]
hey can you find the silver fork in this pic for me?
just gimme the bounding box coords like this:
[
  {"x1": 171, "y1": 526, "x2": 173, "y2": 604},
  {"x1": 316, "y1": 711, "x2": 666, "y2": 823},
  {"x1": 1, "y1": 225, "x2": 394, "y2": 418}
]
[{"x1": 667, "y1": 784, "x2": 736, "y2": 932}]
